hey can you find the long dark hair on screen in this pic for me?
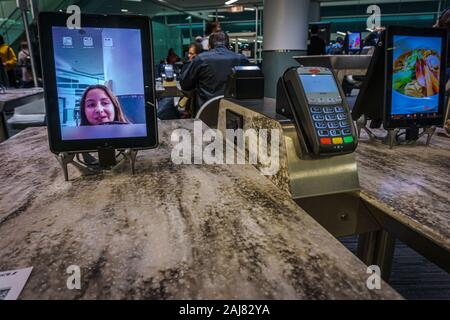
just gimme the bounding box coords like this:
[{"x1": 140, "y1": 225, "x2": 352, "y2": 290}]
[{"x1": 79, "y1": 84, "x2": 129, "y2": 126}]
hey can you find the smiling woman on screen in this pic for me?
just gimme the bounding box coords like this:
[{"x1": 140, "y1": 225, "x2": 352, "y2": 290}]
[{"x1": 79, "y1": 84, "x2": 130, "y2": 126}]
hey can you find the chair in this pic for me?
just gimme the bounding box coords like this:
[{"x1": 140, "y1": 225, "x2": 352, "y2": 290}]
[
  {"x1": 7, "y1": 98, "x2": 46, "y2": 130},
  {"x1": 195, "y1": 95, "x2": 224, "y2": 128}
]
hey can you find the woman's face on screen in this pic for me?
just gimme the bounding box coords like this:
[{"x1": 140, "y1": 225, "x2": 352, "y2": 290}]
[{"x1": 84, "y1": 88, "x2": 115, "y2": 125}]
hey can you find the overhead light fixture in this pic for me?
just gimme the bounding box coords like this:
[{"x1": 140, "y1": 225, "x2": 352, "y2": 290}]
[
  {"x1": 225, "y1": 0, "x2": 238, "y2": 5},
  {"x1": 121, "y1": 9, "x2": 129, "y2": 12},
  {"x1": 208, "y1": 14, "x2": 225, "y2": 19},
  {"x1": 336, "y1": 31, "x2": 346, "y2": 36},
  {"x1": 244, "y1": 7, "x2": 255, "y2": 11},
  {"x1": 186, "y1": 16, "x2": 192, "y2": 20}
]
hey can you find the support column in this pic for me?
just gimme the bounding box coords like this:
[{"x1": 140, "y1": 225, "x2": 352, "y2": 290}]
[
  {"x1": 308, "y1": 0, "x2": 321, "y2": 22},
  {"x1": 262, "y1": 0, "x2": 311, "y2": 98}
]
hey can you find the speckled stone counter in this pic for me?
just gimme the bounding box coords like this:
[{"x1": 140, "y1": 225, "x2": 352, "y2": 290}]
[
  {"x1": 0, "y1": 120, "x2": 400, "y2": 299},
  {"x1": 356, "y1": 130, "x2": 450, "y2": 253}
]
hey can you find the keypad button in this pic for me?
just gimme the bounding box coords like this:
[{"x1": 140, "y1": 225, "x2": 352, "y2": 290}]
[
  {"x1": 325, "y1": 114, "x2": 337, "y2": 121},
  {"x1": 330, "y1": 129, "x2": 341, "y2": 136},
  {"x1": 343, "y1": 136, "x2": 354, "y2": 143},
  {"x1": 332, "y1": 137, "x2": 344, "y2": 145},
  {"x1": 342, "y1": 129, "x2": 352, "y2": 135},
  {"x1": 317, "y1": 130, "x2": 329, "y2": 137},
  {"x1": 320, "y1": 138, "x2": 332, "y2": 145},
  {"x1": 335, "y1": 106, "x2": 345, "y2": 113},
  {"x1": 323, "y1": 107, "x2": 334, "y2": 113},
  {"x1": 337, "y1": 113, "x2": 347, "y2": 121},
  {"x1": 315, "y1": 122, "x2": 327, "y2": 129},
  {"x1": 327, "y1": 122, "x2": 339, "y2": 129},
  {"x1": 339, "y1": 120, "x2": 350, "y2": 128},
  {"x1": 310, "y1": 107, "x2": 322, "y2": 113},
  {"x1": 312, "y1": 114, "x2": 325, "y2": 121}
]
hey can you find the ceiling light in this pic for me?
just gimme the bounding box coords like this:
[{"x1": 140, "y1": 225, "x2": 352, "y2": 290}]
[
  {"x1": 121, "y1": 9, "x2": 128, "y2": 12},
  {"x1": 225, "y1": 0, "x2": 238, "y2": 5},
  {"x1": 208, "y1": 14, "x2": 225, "y2": 19},
  {"x1": 244, "y1": 7, "x2": 255, "y2": 11}
]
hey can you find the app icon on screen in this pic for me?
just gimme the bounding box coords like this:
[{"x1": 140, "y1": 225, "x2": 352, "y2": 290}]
[
  {"x1": 83, "y1": 37, "x2": 93, "y2": 47},
  {"x1": 103, "y1": 37, "x2": 113, "y2": 47},
  {"x1": 62, "y1": 36, "x2": 72, "y2": 46}
]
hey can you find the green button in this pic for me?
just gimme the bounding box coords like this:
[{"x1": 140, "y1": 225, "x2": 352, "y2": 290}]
[{"x1": 344, "y1": 136, "x2": 354, "y2": 143}]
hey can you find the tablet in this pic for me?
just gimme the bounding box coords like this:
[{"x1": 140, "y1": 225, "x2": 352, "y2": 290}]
[
  {"x1": 39, "y1": 12, "x2": 158, "y2": 153},
  {"x1": 347, "y1": 32, "x2": 361, "y2": 51},
  {"x1": 384, "y1": 26, "x2": 447, "y2": 129}
]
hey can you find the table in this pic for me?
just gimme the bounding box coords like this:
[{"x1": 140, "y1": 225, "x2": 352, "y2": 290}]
[
  {"x1": 215, "y1": 97, "x2": 449, "y2": 280},
  {"x1": 0, "y1": 88, "x2": 44, "y2": 142},
  {"x1": 355, "y1": 129, "x2": 450, "y2": 273},
  {"x1": 155, "y1": 80, "x2": 183, "y2": 99},
  {"x1": 0, "y1": 120, "x2": 400, "y2": 299}
]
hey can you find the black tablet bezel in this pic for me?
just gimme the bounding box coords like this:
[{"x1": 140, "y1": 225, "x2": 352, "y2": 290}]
[
  {"x1": 384, "y1": 25, "x2": 447, "y2": 129},
  {"x1": 39, "y1": 12, "x2": 158, "y2": 153}
]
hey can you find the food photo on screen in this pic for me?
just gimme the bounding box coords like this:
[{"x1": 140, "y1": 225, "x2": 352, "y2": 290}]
[
  {"x1": 52, "y1": 26, "x2": 147, "y2": 140},
  {"x1": 391, "y1": 35, "x2": 441, "y2": 117}
]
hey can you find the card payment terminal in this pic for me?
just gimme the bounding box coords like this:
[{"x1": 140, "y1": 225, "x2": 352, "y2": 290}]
[{"x1": 276, "y1": 67, "x2": 357, "y2": 156}]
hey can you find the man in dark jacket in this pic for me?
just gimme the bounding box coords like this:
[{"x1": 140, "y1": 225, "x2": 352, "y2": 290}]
[
  {"x1": 307, "y1": 25, "x2": 326, "y2": 56},
  {"x1": 180, "y1": 31, "x2": 249, "y2": 113}
]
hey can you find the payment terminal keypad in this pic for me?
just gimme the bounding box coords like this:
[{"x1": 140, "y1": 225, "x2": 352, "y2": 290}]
[{"x1": 309, "y1": 105, "x2": 354, "y2": 149}]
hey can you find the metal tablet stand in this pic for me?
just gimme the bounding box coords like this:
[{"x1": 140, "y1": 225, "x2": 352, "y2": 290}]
[
  {"x1": 356, "y1": 116, "x2": 436, "y2": 149},
  {"x1": 56, "y1": 148, "x2": 138, "y2": 181}
]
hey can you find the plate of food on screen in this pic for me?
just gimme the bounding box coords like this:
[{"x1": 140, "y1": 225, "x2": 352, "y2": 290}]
[{"x1": 393, "y1": 48, "x2": 440, "y2": 99}]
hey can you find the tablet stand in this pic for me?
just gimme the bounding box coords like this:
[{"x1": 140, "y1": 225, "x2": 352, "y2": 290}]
[
  {"x1": 56, "y1": 148, "x2": 138, "y2": 181},
  {"x1": 356, "y1": 116, "x2": 436, "y2": 149}
]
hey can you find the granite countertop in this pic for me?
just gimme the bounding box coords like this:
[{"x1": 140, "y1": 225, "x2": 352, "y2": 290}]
[
  {"x1": 356, "y1": 130, "x2": 450, "y2": 252},
  {"x1": 0, "y1": 88, "x2": 44, "y2": 104},
  {"x1": 0, "y1": 120, "x2": 400, "y2": 299}
]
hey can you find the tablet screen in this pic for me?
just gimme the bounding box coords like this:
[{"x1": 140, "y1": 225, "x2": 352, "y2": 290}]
[
  {"x1": 300, "y1": 74, "x2": 339, "y2": 94},
  {"x1": 390, "y1": 35, "x2": 442, "y2": 120},
  {"x1": 52, "y1": 26, "x2": 147, "y2": 140},
  {"x1": 348, "y1": 33, "x2": 361, "y2": 50}
]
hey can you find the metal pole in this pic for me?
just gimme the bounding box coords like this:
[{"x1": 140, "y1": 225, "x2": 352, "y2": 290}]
[
  {"x1": 255, "y1": 6, "x2": 258, "y2": 62},
  {"x1": 21, "y1": 9, "x2": 38, "y2": 87}
]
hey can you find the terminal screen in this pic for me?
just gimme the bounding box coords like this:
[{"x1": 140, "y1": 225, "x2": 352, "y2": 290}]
[
  {"x1": 390, "y1": 35, "x2": 442, "y2": 120},
  {"x1": 348, "y1": 33, "x2": 361, "y2": 50},
  {"x1": 300, "y1": 74, "x2": 339, "y2": 94},
  {"x1": 52, "y1": 26, "x2": 147, "y2": 140}
]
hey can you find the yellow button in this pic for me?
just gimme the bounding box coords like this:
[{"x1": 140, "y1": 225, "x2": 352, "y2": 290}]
[{"x1": 332, "y1": 137, "x2": 343, "y2": 145}]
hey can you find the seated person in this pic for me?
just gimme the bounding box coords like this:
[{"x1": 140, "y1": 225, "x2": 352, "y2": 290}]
[
  {"x1": 80, "y1": 84, "x2": 130, "y2": 125},
  {"x1": 180, "y1": 31, "x2": 249, "y2": 115}
]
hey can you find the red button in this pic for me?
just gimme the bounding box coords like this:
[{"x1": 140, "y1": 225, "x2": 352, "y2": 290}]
[{"x1": 320, "y1": 138, "x2": 332, "y2": 145}]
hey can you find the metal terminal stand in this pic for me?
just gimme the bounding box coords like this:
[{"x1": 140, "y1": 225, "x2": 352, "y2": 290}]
[{"x1": 56, "y1": 149, "x2": 138, "y2": 181}]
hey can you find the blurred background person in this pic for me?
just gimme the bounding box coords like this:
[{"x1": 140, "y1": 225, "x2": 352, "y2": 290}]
[
  {"x1": 188, "y1": 42, "x2": 202, "y2": 62},
  {"x1": 329, "y1": 36, "x2": 345, "y2": 55},
  {"x1": 180, "y1": 31, "x2": 249, "y2": 113},
  {"x1": 166, "y1": 48, "x2": 180, "y2": 65},
  {"x1": 0, "y1": 35, "x2": 17, "y2": 87},
  {"x1": 201, "y1": 21, "x2": 221, "y2": 51},
  {"x1": 18, "y1": 41, "x2": 34, "y2": 88},
  {"x1": 307, "y1": 25, "x2": 326, "y2": 55}
]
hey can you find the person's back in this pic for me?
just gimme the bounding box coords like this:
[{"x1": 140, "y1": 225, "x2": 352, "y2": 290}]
[
  {"x1": 308, "y1": 35, "x2": 326, "y2": 55},
  {"x1": 307, "y1": 25, "x2": 326, "y2": 56},
  {"x1": 180, "y1": 32, "x2": 249, "y2": 111}
]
